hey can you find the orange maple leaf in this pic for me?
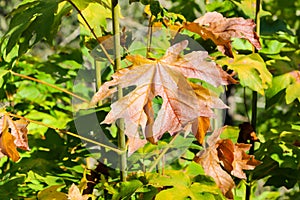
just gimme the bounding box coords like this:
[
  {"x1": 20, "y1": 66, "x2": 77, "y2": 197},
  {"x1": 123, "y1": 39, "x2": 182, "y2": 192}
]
[
  {"x1": 91, "y1": 40, "x2": 235, "y2": 155},
  {"x1": 184, "y1": 12, "x2": 261, "y2": 57},
  {"x1": 194, "y1": 127, "x2": 261, "y2": 199},
  {"x1": 0, "y1": 114, "x2": 30, "y2": 162}
]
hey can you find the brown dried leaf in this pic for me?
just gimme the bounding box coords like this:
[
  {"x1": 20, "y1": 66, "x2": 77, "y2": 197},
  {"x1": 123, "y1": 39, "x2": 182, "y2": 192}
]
[
  {"x1": 0, "y1": 118, "x2": 20, "y2": 162},
  {"x1": 194, "y1": 127, "x2": 261, "y2": 198},
  {"x1": 0, "y1": 114, "x2": 30, "y2": 161},
  {"x1": 184, "y1": 11, "x2": 261, "y2": 57},
  {"x1": 68, "y1": 184, "x2": 89, "y2": 200},
  {"x1": 231, "y1": 143, "x2": 262, "y2": 179},
  {"x1": 7, "y1": 117, "x2": 30, "y2": 151},
  {"x1": 192, "y1": 117, "x2": 210, "y2": 145},
  {"x1": 91, "y1": 40, "x2": 233, "y2": 154},
  {"x1": 194, "y1": 128, "x2": 234, "y2": 199},
  {"x1": 217, "y1": 139, "x2": 235, "y2": 173}
]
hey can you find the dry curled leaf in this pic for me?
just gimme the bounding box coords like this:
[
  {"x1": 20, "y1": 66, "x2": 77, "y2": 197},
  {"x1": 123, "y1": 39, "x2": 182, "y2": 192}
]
[
  {"x1": 0, "y1": 113, "x2": 30, "y2": 162},
  {"x1": 91, "y1": 40, "x2": 234, "y2": 155},
  {"x1": 68, "y1": 184, "x2": 89, "y2": 200},
  {"x1": 194, "y1": 127, "x2": 235, "y2": 199},
  {"x1": 184, "y1": 11, "x2": 261, "y2": 57},
  {"x1": 194, "y1": 126, "x2": 261, "y2": 199}
]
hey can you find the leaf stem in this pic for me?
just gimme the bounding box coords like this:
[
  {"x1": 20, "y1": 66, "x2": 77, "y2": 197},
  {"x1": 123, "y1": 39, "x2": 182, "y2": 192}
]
[
  {"x1": 6, "y1": 112, "x2": 124, "y2": 154},
  {"x1": 66, "y1": 0, "x2": 114, "y2": 65},
  {"x1": 10, "y1": 70, "x2": 89, "y2": 103},
  {"x1": 111, "y1": 0, "x2": 127, "y2": 181},
  {"x1": 148, "y1": 133, "x2": 180, "y2": 172}
]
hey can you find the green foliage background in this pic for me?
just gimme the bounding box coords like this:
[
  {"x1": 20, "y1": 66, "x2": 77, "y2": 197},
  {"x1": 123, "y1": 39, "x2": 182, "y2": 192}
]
[{"x1": 0, "y1": 0, "x2": 299, "y2": 199}]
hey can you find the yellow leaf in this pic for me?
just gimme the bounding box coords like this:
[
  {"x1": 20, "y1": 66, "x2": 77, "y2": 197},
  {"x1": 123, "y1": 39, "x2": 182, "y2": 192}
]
[{"x1": 37, "y1": 185, "x2": 67, "y2": 200}]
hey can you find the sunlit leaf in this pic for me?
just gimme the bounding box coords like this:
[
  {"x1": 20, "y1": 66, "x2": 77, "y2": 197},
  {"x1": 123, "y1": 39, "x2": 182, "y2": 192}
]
[
  {"x1": 91, "y1": 40, "x2": 234, "y2": 154},
  {"x1": 184, "y1": 11, "x2": 261, "y2": 57},
  {"x1": 218, "y1": 53, "x2": 272, "y2": 95},
  {"x1": 77, "y1": 2, "x2": 112, "y2": 36},
  {"x1": 266, "y1": 70, "x2": 300, "y2": 104},
  {"x1": 37, "y1": 185, "x2": 67, "y2": 200}
]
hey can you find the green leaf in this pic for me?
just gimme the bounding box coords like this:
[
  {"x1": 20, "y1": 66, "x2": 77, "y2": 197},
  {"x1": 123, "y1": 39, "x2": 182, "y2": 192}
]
[
  {"x1": 185, "y1": 161, "x2": 205, "y2": 177},
  {"x1": 232, "y1": 0, "x2": 271, "y2": 19},
  {"x1": 155, "y1": 186, "x2": 191, "y2": 200},
  {"x1": 259, "y1": 40, "x2": 286, "y2": 55},
  {"x1": 218, "y1": 53, "x2": 272, "y2": 95},
  {"x1": 77, "y1": 2, "x2": 112, "y2": 36},
  {"x1": 71, "y1": 0, "x2": 110, "y2": 10},
  {"x1": 286, "y1": 82, "x2": 300, "y2": 104},
  {"x1": 0, "y1": 69, "x2": 9, "y2": 88},
  {"x1": 112, "y1": 180, "x2": 143, "y2": 200},
  {"x1": 150, "y1": 0, "x2": 162, "y2": 17},
  {"x1": 37, "y1": 185, "x2": 67, "y2": 200},
  {"x1": 266, "y1": 73, "x2": 292, "y2": 98},
  {"x1": 2, "y1": 0, "x2": 59, "y2": 56},
  {"x1": 148, "y1": 170, "x2": 190, "y2": 188},
  {"x1": 266, "y1": 71, "x2": 300, "y2": 104},
  {"x1": 190, "y1": 183, "x2": 222, "y2": 199}
]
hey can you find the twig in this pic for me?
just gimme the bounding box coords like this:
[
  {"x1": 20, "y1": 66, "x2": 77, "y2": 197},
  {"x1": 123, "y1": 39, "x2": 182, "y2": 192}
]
[
  {"x1": 67, "y1": 0, "x2": 115, "y2": 65},
  {"x1": 10, "y1": 71, "x2": 89, "y2": 103},
  {"x1": 148, "y1": 133, "x2": 180, "y2": 172},
  {"x1": 6, "y1": 112, "x2": 124, "y2": 154}
]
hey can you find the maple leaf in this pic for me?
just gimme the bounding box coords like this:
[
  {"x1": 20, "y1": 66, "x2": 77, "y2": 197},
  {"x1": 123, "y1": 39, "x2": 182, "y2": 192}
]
[
  {"x1": 184, "y1": 11, "x2": 261, "y2": 57},
  {"x1": 217, "y1": 53, "x2": 272, "y2": 95},
  {"x1": 194, "y1": 127, "x2": 261, "y2": 199},
  {"x1": 266, "y1": 70, "x2": 300, "y2": 104},
  {"x1": 0, "y1": 113, "x2": 30, "y2": 162},
  {"x1": 91, "y1": 40, "x2": 235, "y2": 155}
]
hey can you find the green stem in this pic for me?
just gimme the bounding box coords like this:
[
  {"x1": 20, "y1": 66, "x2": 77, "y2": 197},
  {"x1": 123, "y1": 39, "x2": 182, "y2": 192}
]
[
  {"x1": 95, "y1": 60, "x2": 103, "y2": 106},
  {"x1": 111, "y1": 0, "x2": 127, "y2": 181},
  {"x1": 146, "y1": 14, "x2": 153, "y2": 58},
  {"x1": 246, "y1": 0, "x2": 261, "y2": 199},
  {"x1": 148, "y1": 133, "x2": 180, "y2": 172}
]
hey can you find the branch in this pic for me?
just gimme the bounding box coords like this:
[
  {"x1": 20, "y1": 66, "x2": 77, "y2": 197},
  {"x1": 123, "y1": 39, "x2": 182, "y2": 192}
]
[
  {"x1": 10, "y1": 71, "x2": 89, "y2": 103},
  {"x1": 67, "y1": 0, "x2": 115, "y2": 65},
  {"x1": 6, "y1": 112, "x2": 124, "y2": 154}
]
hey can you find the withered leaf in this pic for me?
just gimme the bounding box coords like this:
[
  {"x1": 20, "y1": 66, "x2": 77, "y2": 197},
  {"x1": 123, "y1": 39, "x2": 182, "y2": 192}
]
[
  {"x1": 194, "y1": 126, "x2": 261, "y2": 199},
  {"x1": 68, "y1": 184, "x2": 89, "y2": 200},
  {"x1": 184, "y1": 11, "x2": 261, "y2": 57},
  {"x1": 192, "y1": 116, "x2": 210, "y2": 145},
  {"x1": 0, "y1": 113, "x2": 30, "y2": 162},
  {"x1": 91, "y1": 40, "x2": 233, "y2": 155},
  {"x1": 194, "y1": 127, "x2": 234, "y2": 199},
  {"x1": 0, "y1": 119, "x2": 20, "y2": 162},
  {"x1": 231, "y1": 143, "x2": 262, "y2": 179}
]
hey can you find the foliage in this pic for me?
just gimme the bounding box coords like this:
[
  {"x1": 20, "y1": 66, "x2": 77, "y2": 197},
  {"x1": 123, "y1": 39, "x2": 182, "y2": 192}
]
[{"x1": 0, "y1": 0, "x2": 299, "y2": 199}]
